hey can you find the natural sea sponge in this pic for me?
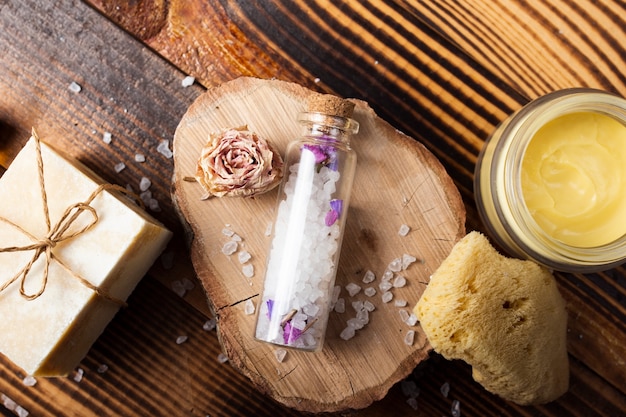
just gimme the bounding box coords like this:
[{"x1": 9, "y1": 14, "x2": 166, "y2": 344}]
[{"x1": 414, "y1": 231, "x2": 569, "y2": 405}]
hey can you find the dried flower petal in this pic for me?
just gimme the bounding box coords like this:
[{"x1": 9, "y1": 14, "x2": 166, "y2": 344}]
[
  {"x1": 283, "y1": 321, "x2": 302, "y2": 344},
  {"x1": 266, "y1": 299, "x2": 274, "y2": 320},
  {"x1": 196, "y1": 126, "x2": 283, "y2": 198}
]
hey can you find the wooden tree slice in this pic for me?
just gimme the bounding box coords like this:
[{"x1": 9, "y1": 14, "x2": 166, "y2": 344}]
[{"x1": 172, "y1": 77, "x2": 465, "y2": 412}]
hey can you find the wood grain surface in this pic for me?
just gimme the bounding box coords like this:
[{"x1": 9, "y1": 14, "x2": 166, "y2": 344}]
[
  {"x1": 0, "y1": 0, "x2": 625, "y2": 416},
  {"x1": 172, "y1": 77, "x2": 465, "y2": 412}
]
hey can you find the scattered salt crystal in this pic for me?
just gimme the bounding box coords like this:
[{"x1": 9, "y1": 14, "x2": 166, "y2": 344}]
[
  {"x1": 176, "y1": 335, "x2": 188, "y2": 345},
  {"x1": 264, "y1": 222, "x2": 273, "y2": 236},
  {"x1": 22, "y1": 375, "x2": 37, "y2": 387},
  {"x1": 440, "y1": 382, "x2": 450, "y2": 398},
  {"x1": 356, "y1": 309, "x2": 369, "y2": 324},
  {"x1": 334, "y1": 298, "x2": 345, "y2": 313},
  {"x1": 73, "y1": 367, "x2": 84, "y2": 383},
  {"x1": 68, "y1": 81, "x2": 82, "y2": 93},
  {"x1": 134, "y1": 153, "x2": 146, "y2": 162},
  {"x1": 157, "y1": 139, "x2": 173, "y2": 158},
  {"x1": 222, "y1": 227, "x2": 234, "y2": 237},
  {"x1": 399, "y1": 309, "x2": 410, "y2": 322},
  {"x1": 379, "y1": 280, "x2": 393, "y2": 292},
  {"x1": 171, "y1": 280, "x2": 187, "y2": 297},
  {"x1": 364, "y1": 287, "x2": 376, "y2": 297},
  {"x1": 139, "y1": 176, "x2": 151, "y2": 192},
  {"x1": 97, "y1": 364, "x2": 109, "y2": 374},
  {"x1": 181, "y1": 75, "x2": 195, "y2": 87},
  {"x1": 1, "y1": 394, "x2": 28, "y2": 417},
  {"x1": 406, "y1": 397, "x2": 418, "y2": 410},
  {"x1": 346, "y1": 283, "x2": 361, "y2": 297},
  {"x1": 222, "y1": 241, "x2": 238, "y2": 255},
  {"x1": 347, "y1": 318, "x2": 365, "y2": 330},
  {"x1": 393, "y1": 275, "x2": 407, "y2": 288},
  {"x1": 388, "y1": 257, "x2": 403, "y2": 272},
  {"x1": 340, "y1": 326, "x2": 356, "y2": 340},
  {"x1": 362, "y1": 270, "x2": 375, "y2": 283},
  {"x1": 217, "y1": 353, "x2": 229, "y2": 363},
  {"x1": 331, "y1": 285, "x2": 341, "y2": 304},
  {"x1": 274, "y1": 348, "x2": 287, "y2": 363},
  {"x1": 242, "y1": 264, "x2": 254, "y2": 278},
  {"x1": 394, "y1": 299, "x2": 408, "y2": 307},
  {"x1": 148, "y1": 198, "x2": 161, "y2": 212},
  {"x1": 382, "y1": 291, "x2": 393, "y2": 303},
  {"x1": 140, "y1": 190, "x2": 152, "y2": 205},
  {"x1": 244, "y1": 299, "x2": 255, "y2": 315},
  {"x1": 382, "y1": 269, "x2": 394, "y2": 281},
  {"x1": 398, "y1": 224, "x2": 410, "y2": 236},
  {"x1": 363, "y1": 300, "x2": 375, "y2": 312},
  {"x1": 102, "y1": 132, "x2": 112, "y2": 144},
  {"x1": 202, "y1": 318, "x2": 217, "y2": 331},
  {"x1": 303, "y1": 303, "x2": 320, "y2": 317},
  {"x1": 406, "y1": 313, "x2": 418, "y2": 326},
  {"x1": 402, "y1": 254, "x2": 418, "y2": 270},
  {"x1": 238, "y1": 251, "x2": 251, "y2": 264},
  {"x1": 451, "y1": 399, "x2": 461, "y2": 417},
  {"x1": 181, "y1": 278, "x2": 195, "y2": 290},
  {"x1": 404, "y1": 330, "x2": 415, "y2": 345},
  {"x1": 114, "y1": 162, "x2": 126, "y2": 173},
  {"x1": 231, "y1": 233, "x2": 242, "y2": 242},
  {"x1": 352, "y1": 300, "x2": 364, "y2": 312},
  {"x1": 400, "y1": 379, "x2": 420, "y2": 398},
  {"x1": 160, "y1": 251, "x2": 174, "y2": 269}
]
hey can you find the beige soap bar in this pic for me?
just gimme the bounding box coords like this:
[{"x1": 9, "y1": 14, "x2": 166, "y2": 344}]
[{"x1": 0, "y1": 136, "x2": 172, "y2": 376}]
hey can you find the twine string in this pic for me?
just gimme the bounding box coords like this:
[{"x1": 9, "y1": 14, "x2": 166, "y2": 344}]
[{"x1": 0, "y1": 129, "x2": 139, "y2": 307}]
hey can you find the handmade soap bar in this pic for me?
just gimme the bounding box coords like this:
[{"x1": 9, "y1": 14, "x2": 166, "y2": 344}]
[{"x1": 0, "y1": 135, "x2": 172, "y2": 376}]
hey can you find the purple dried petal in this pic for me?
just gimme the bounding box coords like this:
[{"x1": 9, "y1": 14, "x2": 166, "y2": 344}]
[
  {"x1": 283, "y1": 321, "x2": 302, "y2": 344},
  {"x1": 330, "y1": 199, "x2": 343, "y2": 215},
  {"x1": 325, "y1": 209, "x2": 339, "y2": 226},
  {"x1": 302, "y1": 144, "x2": 327, "y2": 164},
  {"x1": 325, "y1": 199, "x2": 343, "y2": 226},
  {"x1": 266, "y1": 299, "x2": 274, "y2": 320}
]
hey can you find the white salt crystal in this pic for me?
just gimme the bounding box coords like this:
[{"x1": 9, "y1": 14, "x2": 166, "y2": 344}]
[
  {"x1": 406, "y1": 397, "x2": 418, "y2": 410},
  {"x1": 334, "y1": 298, "x2": 345, "y2": 313},
  {"x1": 222, "y1": 227, "x2": 234, "y2": 237},
  {"x1": 398, "y1": 224, "x2": 410, "y2": 236},
  {"x1": 347, "y1": 317, "x2": 365, "y2": 330},
  {"x1": 362, "y1": 270, "x2": 375, "y2": 283},
  {"x1": 97, "y1": 364, "x2": 109, "y2": 374},
  {"x1": 231, "y1": 233, "x2": 242, "y2": 242},
  {"x1": 274, "y1": 348, "x2": 287, "y2": 363},
  {"x1": 242, "y1": 264, "x2": 254, "y2": 278},
  {"x1": 114, "y1": 162, "x2": 126, "y2": 173},
  {"x1": 382, "y1": 291, "x2": 393, "y2": 303},
  {"x1": 202, "y1": 318, "x2": 217, "y2": 331},
  {"x1": 303, "y1": 303, "x2": 320, "y2": 317},
  {"x1": 352, "y1": 300, "x2": 364, "y2": 312},
  {"x1": 440, "y1": 382, "x2": 450, "y2": 398},
  {"x1": 404, "y1": 330, "x2": 415, "y2": 346},
  {"x1": 217, "y1": 353, "x2": 229, "y2": 363},
  {"x1": 400, "y1": 379, "x2": 420, "y2": 398},
  {"x1": 406, "y1": 313, "x2": 418, "y2": 326},
  {"x1": 1, "y1": 394, "x2": 17, "y2": 411},
  {"x1": 393, "y1": 275, "x2": 407, "y2": 288},
  {"x1": 346, "y1": 283, "x2": 361, "y2": 297},
  {"x1": 379, "y1": 280, "x2": 393, "y2": 292},
  {"x1": 68, "y1": 81, "x2": 82, "y2": 93},
  {"x1": 222, "y1": 241, "x2": 238, "y2": 255},
  {"x1": 102, "y1": 132, "x2": 112, "y2": 144},
  {"x1": 399, "y1": 309, "x2": 410, "y2": 322},
  {"x1": 134, "y1": 153, "x2": 146, "y2": 162},
  {"x1": 402, "y1": 254, "x2": 418, "y2": 270},
  {"x1": 238, "y1": 251, "x2": 251, "y2": 264},
  {"x1": 388, "y1": 257, "x2": 403, "y2": 272},
  {"x1": 181, "y1": 278, "x2": 195, "y2": 290},
  {"x1": 22, "y1": 375, "x2": 37, "y2": 387},
  {"x1": 340, "y1": 326, "x2": 356, "y2": 340},
  {"x1": 394, "y1": 299, "x2": 408, "y2": 307},
  {"x1": 139, "y1": 176, "x2": 151, "y2": 192},
  {"x1": 16, "y1": 406, "x2": 28, "y2": 417},
  {"x1": 451, "y1": 399, "x2": 461, "y2": 417},
  {"x1": 140, "y1": 190, "x2": 152, "y2": 205},
  {"x1": 176, "y1": 335, "x2": 188, "y2": 345},
  {"x1": 181, "y1": 75, "x2": 195, "y2": 87},
  {"x1": 331, "y1": 285, "x2": 341, "y2": 304},
  {"x1": 244, "y1": 299, "x2": 255, "y2": 315},
  {"x1": 364, "y1": 287, "x2": 376, "y2": 297},
  {"x1": 73, "y1": 367, "x2": 84, "y2": 383},
  {"x1": 363, "y1": 300, "x2": 375, "y2": 312},
  {"x1": 356, "y1": 309, "x2": 369, "y2": 324},
  {"x1": 171, "y1": 280, "x2": 187, "y2": 297},
  {"x1": 157, "y1": 139, "x2": 173, "y2": 158},
  {"x1": 148, "y1": 198, "x2": 161, "y2": 212},
  {"x1": 382, "y1": 269, "x2": 394, "y2": 281}
]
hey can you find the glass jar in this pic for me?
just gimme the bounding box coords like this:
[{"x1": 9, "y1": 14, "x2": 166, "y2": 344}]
[
  {"x1": 474, "y1": 88, "x2": 626, "y2": 273},
  {"x1": 255, "y1": 96, "x2": 359, "y2": 351}
]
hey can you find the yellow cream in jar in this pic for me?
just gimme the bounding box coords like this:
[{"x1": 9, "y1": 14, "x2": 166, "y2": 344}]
[{"x1": 521, "y1": 112, "x2": 626, "y2": 247}]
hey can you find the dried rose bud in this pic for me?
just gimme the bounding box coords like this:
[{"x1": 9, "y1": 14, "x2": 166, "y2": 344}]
[{"x1": 196, "y1": 126, "x2": 283, "y2": 198}]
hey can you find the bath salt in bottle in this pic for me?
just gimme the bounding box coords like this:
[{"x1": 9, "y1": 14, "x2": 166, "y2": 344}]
[{"x1": 255, "y1": 94, "x2": 359, "y2": 351}]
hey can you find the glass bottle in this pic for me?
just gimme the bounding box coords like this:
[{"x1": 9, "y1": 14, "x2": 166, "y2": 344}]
[
  {"x1": 255, "y1": 94, "x2": 359, "y2": 351},
  {"x1": 474, "y1": 88, "x2": 626, "y2": 273}
]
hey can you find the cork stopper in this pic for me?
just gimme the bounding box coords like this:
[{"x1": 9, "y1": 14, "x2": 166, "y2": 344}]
[{"x1": 307, "y1": 94, "x2": 355, "y2": 118}]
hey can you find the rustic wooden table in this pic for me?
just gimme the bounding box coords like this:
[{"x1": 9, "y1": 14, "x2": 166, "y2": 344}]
[{"x1": 1, "y1": 1, "x2": 625, "y2": 416}]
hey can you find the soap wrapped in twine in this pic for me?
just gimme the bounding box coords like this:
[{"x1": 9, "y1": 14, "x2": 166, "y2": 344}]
[{"x1": 0, "y1": 129, "x2": 143, "y2": 307}]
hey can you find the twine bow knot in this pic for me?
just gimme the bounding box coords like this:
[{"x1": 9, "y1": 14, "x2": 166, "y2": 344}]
[{"x1": 0, "y1": 130, "x2": 135, "y2": 306}]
